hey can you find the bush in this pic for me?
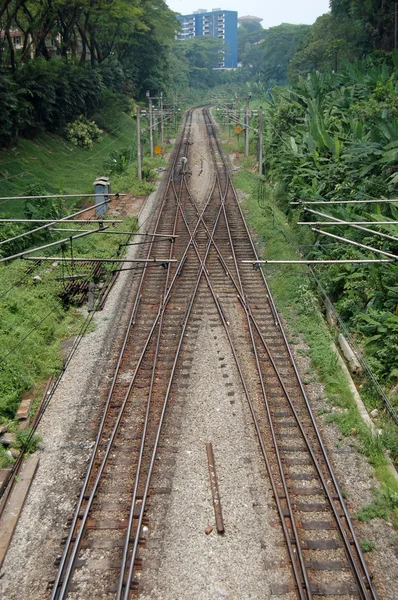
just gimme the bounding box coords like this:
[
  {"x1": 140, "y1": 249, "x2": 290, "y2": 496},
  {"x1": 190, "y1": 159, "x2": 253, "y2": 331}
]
[
  {"x1": 16, "y1": 428, "x2": 42, "y2": 454},
  {"x1": 65, "y1": 116, "x2": 103, "y2": 149},
  {"x1": 103, "y1": 148, "x2": 133, "y2": 175}
]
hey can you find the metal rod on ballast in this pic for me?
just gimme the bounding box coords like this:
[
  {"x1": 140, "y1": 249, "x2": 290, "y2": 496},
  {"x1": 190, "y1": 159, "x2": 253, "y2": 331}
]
[
  {"x1": 22, "y1": 257, "x2": 178, "y2": 263},
  {"x1": 291, "y1": 198, "x2": 398, "y2": 205},
  {"x1": 298, "y1": 221, "x2": 398, "y2": 226},
  {"x1": 54, "y1": 274, "x2": 89, "y2": 281},
  {"x1": 0, "y1": 219, "x2": 123, "y2": 224},
  {"x1": 50, "y1": 229, "x2": 137, "y2": 234},
  {"x1": 311, "y1": 228, "x2": 398, "y2": 260},
  {"x1": 132, "y1": 233, "x2": 178, "y2": 238},
  {"x1": 0, "y1": 227, "x2": 108, "y2": 264},
  {"x1": 243, "y1": 259, "x2": 395, "y2": 264},
  {"x1": 0, "y1": 193, "x2": 125, "y2": 201},
  {"x1": 0, "y1": 200, "x2": 109, "y2": 247},
  {"x1": 300, "y1": 209, "x2": 398, "y2": 243}
]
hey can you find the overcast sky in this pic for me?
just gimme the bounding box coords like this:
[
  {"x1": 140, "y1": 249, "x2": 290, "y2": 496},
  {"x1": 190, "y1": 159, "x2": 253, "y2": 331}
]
[{"x1": 165, "y1": 1, "x2": 330, "y2": 28}]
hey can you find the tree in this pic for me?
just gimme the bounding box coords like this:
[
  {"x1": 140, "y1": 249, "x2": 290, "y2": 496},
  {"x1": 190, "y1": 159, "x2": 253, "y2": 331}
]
[
  {"x1": 289, "y1": 12, "x2": 367, "y2": 79},
  {"x1": 330, "y1": 0, "x2": 397, "y2": 51},
  {"x1": 237, "y1": 20, "x2": 264, "y2": 60}
]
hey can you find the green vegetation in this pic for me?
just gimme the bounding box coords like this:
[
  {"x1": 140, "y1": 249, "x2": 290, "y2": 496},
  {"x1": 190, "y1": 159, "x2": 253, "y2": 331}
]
[
  {"x1": 259, "y1": 63, "x2": 398, "y2": 392},
  {"x1": 0, "y1": 1, "x2": 178, "y2": 147},
  {"x1": 238, "y1": 21, "x2": 311, "y2": 86},
  {"x1": 358, "y1": 488, "x2": 398, "y2": 525},
  {"x1": 16, "y1": 428, "x2": 42, "y2": 454},
  {"x1": 360, "y1": 539, "x2": 376, "y2": 553},
  {"x1": 0, "y1": 110, "x2": 137, "y2": 214},
  {"x1": 0, "y1": 214, "x2": 137, "y2": 424}
]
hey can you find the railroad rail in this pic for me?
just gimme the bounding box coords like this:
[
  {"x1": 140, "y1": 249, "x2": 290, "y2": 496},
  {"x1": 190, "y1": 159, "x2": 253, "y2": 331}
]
[{"x1": 50, "y1": 107, "x2": 377, "y2": 599}]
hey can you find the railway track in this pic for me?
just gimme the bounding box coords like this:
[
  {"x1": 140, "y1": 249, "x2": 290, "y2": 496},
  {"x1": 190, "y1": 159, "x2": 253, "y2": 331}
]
[{"x1": 50, "y1": 107, "x2": 377, "y2": 599}]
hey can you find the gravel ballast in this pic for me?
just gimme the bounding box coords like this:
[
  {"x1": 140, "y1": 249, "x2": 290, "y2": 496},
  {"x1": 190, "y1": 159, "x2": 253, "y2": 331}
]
[{"x1": 1, "y1": 109, "x2": 397, "y2": 599}]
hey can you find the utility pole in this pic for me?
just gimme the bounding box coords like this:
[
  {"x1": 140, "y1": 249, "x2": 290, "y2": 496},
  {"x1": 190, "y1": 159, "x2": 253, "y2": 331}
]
[
  {"x1": 244, "y1": 91, "x2": 251, "y2": 158},
  {"x1": 160, "y1": 92, "x2": 164, "y2": 147},
  {"x1": 173, "y1": 92, "x2": 177, "y2": 134},
  {"x1": 136, "y1": 106, "x2": 142, "y2": 182},
  {"x1": 258, "y1": 106, "x2": 263, "y2": 176},
  {"x1": 146, "y1": 90, "x2": 154, "y2": 158}
]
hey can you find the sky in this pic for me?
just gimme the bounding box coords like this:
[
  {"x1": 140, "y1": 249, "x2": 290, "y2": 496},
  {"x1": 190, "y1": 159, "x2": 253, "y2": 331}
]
[{"x1": 165, "y1": 0, "x2": 330, "y2": 29}]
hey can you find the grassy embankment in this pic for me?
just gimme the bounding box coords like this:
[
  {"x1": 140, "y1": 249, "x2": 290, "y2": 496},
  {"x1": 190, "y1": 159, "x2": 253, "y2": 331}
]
[
  {"x1": 217, "y1": 123, "x2": 398, "y2": 529},
  {"x1": 0, "y1": 108, "x2": 166, "y2": 467},
  {"x1": 0, "y1": 107, "x2": 162, "y2": 215}
]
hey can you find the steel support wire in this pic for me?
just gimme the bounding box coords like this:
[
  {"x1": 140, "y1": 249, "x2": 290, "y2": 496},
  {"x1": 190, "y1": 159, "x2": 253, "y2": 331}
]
[
  {"x1": 303, "y1": 207, "x2": 398, "y2": 243},
  {"x1": 2, "y1": 227, "x2": 108, "y2": 264},
  {"x1": 0, "y1": 200, "x2": 110, "y2": 247}
]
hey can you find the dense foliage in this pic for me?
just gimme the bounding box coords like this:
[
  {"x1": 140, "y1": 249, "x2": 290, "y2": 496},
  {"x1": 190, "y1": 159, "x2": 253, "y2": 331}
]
[
  {"x1": 238, "y1": 21, "x2": 311, "y2": 86},
  {"x1": 260, "y1": 59, "x2": 398, "y2": 386},
  {"x1": 0, "y1": 0, "x2": 178, "y2": 146},
  {"x1": 290, "y1": 1, "x2": 398, "y2": 79}
]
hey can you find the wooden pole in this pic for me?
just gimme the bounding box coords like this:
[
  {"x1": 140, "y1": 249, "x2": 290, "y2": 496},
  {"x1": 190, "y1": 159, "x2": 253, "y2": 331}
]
[
  {"x1": 258, "y1": 106, "x2": 263, "y2": 176},
  {"x1": 206, "y1": 443, "x2": 224, "y2": 534},
  {"x1": 136, "y1": 106, "x2": 142, "y2": 183}
]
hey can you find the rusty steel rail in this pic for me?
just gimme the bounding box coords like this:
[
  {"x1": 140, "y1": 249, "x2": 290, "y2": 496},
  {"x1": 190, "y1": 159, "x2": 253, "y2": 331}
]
[
  {"x1": 50, "y1": 106, "x2": 377, "y2": 600},
  {"x1": 169, "y1": 107, "x2": 376, "y2": 599},
  {"x1": 50, "y1": 109, "x2": 196, "y2": 600},
  {"x1": 204, "y1": 107, "x2": 377, "y2": 599}
]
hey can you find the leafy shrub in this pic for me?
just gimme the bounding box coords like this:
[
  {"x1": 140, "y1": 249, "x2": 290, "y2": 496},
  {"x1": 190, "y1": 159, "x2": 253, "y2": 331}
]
[
  {"x1": 0, "y1": 445, "x2": 14, "y2": 468},
  {"x1": 103, "y1": 148, "x2": 132, "y2": 175},
  {"x1": 65, "y1": 116, "x2": 103, "y2": 149},
  {"x1": 356, "y1": 309, "x2": 398, "y2": 381},
  {"x1": 16, "y1": 428, "x2": 42, "y2": 454}
]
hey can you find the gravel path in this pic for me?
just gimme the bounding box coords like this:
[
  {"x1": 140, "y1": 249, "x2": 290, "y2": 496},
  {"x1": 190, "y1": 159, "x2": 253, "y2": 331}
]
[{"x1": 0, "y1": 189, "x2": 161, "y2": 600}]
